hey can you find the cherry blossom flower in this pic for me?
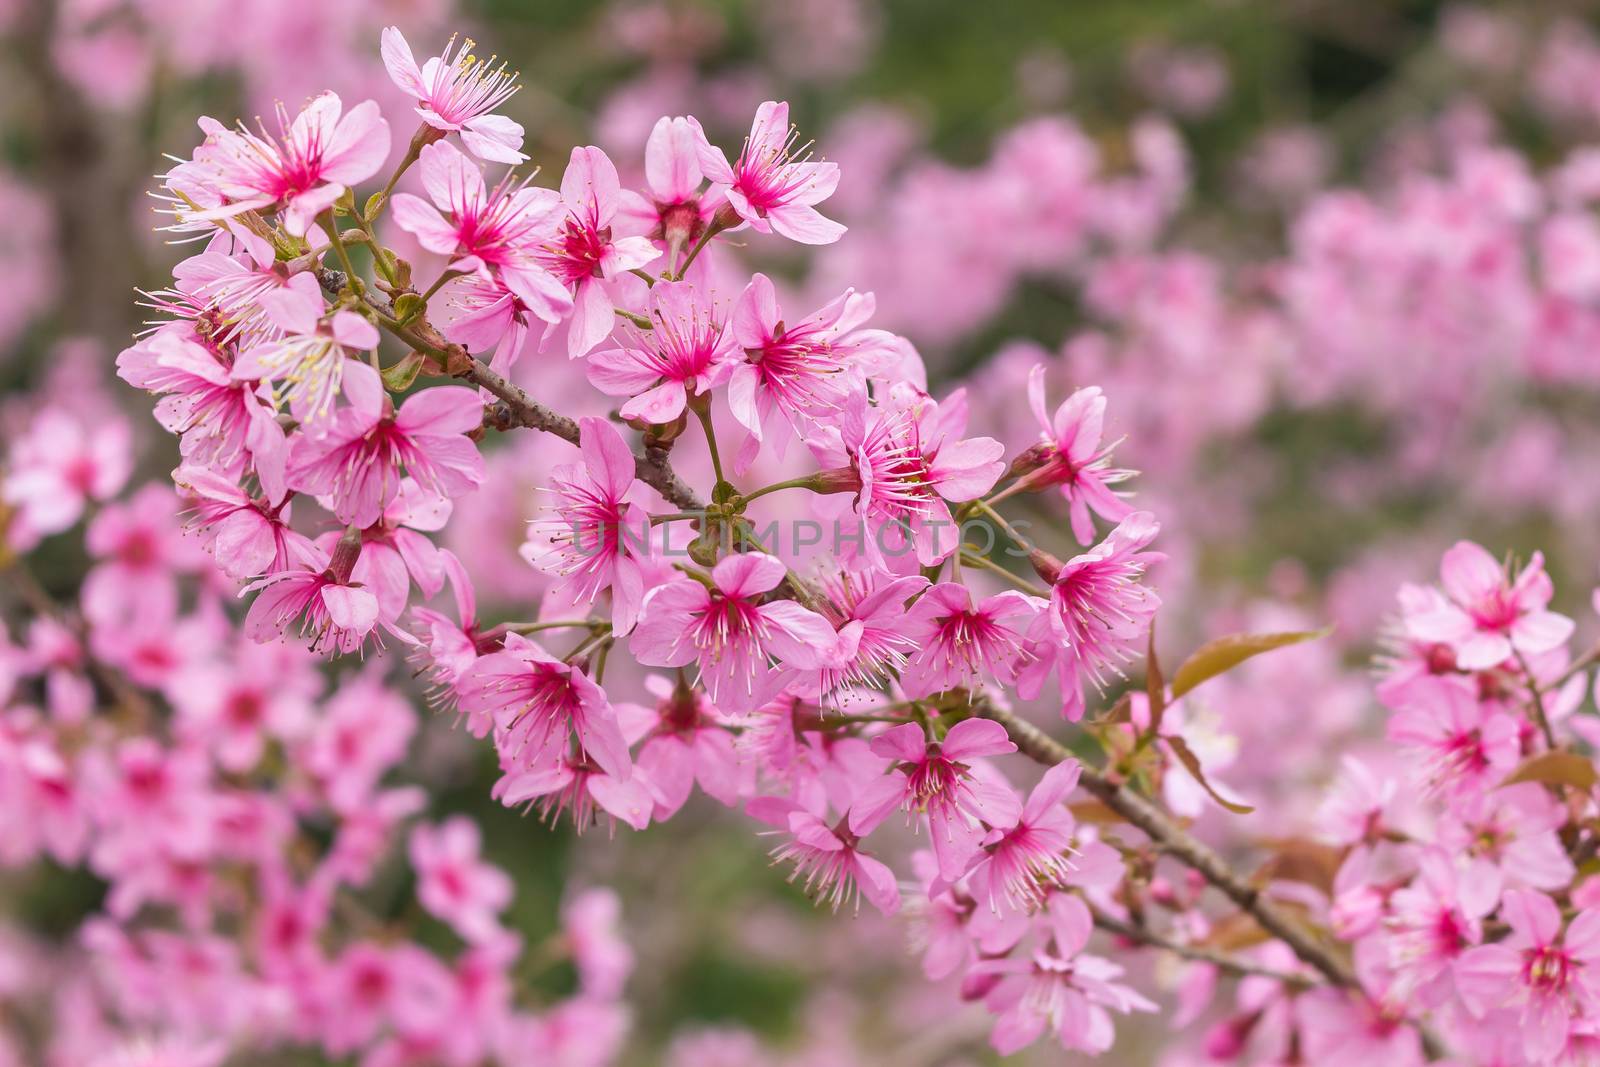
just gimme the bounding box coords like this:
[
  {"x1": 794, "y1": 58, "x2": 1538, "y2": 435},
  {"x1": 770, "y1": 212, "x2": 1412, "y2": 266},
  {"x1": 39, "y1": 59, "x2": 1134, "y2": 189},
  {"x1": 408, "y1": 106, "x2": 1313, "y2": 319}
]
[
  {"x1": 1381, "y1": 850, "x2": 1498, "y2": 1006},
  {"x1": 726, "y1": 274, "x2": 878, "y2": 471},
  {"x1": 967, "y1": 760, "x2": 1081, "y2": 914},
  {"x1": 539, "y1": 146, "x2": 658, "y2": 357},
  {"x1": 1385, "y1": 675, "x2": 1521, "y2": 795},
  {"x1": 494, "y1": 749, "x2": 657, "y2": 833},
  {"x1": 409, "y1": 818, "x2": 513, "y2": 944},
  {"x1": 690, "y1": 100, "x2": 845, "y2": 244},
  {"x1": 849, "y1": 719, "x2": 1020, "y2": 880},
  {"x1": 389, "y1": 140, "x2": 570, "y2": 325},
  {"x1": 971, "y1": 893, "x2": 1156, "y2": 1054},
  {"x1": 194, "y1": 92, "x2": 391, "y2": 236},
  {"x1": 1404, "y1": 540, "x2": 1575, "y2": 670},
  {"x1": 1, "y1": 408, "x2": 131, "y2": 549},
  {"x1": 1458, "y1": 890, "x2": 1600, "y2": 1062},
  {"x1": 812, "y1": 570, "x2": 927, "y2": 694},
  {"x1": 618, "y1": 116, "x2": 721, "y2": 263},
  {"x1": 585, "y1": 281, "x2": 737, "y2": 424},
  {"x1": 172, "y1": 466, "x2": 314, "y2": 580},
  {"x1": 899, "y1": 584, "x2": 1041, "y2": 698},
  {"x1": 285, "y1": 361, "x2": 484, "y2": 529},
  {"x1": 241, "y1": 536, "x2": 380, "y2": 657},
  {"x1": 381, "y1": 28, "x2": 527, "y2": 164},
  {"x1": 631, "y1": 553, "x2": 838, "y2": 714},
  {"x1": 811, "y1": 388, "x2": 1005, "y2": 566},
  {"x1": 748, "y1": 795, "x2": 900, "y2": 915},
  {"x1": 116, "y1": 327, "x2": 288, "y2": 497},
  {"x1": 521, "y1": 417, "x2": 652, "y2": 634},
  {"x1": 628, "y1": 675, "x2": 746, "y2": 818},
  {"x1": 456, "y1": 632, "x2": 631, "y2": 780},
  {"x1": 231, "y1": 277, "x2": 379, "y2": 429},
  {"x1": 1021, "y1": 366, "x2": 1136, "y2": 544},
  {"x1": 1022, "y1": 511, "x2": 1163, "y2": 721}
]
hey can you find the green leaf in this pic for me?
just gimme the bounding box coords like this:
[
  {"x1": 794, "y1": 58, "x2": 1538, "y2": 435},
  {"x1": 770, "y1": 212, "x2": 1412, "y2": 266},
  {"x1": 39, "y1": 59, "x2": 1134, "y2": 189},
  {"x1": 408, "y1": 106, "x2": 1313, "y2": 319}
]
[
  {"x1": 1167, "y1": 736, "x2": 1254, "y2": 814},
  {"x1": 1502, "y1": 750, "x2": 1598, "y2": 791},
  {"x1": 1169, "y1": 626, "x2": 1334, "y2": 699},
  {"x1": 392, "y1": 292, "x2": 427, "y2": 326},
  {"x1": 381, "y1": 352, "x2": 426, "y2": 393}
]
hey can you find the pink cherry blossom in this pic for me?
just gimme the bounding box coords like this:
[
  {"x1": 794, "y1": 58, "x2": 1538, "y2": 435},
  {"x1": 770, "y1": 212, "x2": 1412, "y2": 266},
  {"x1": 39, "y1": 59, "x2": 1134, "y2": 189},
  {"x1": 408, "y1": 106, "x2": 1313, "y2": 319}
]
[
  {"x1": 631, "y1": 553, "x2": 837, "y2": 713},
  {"x1": 409, "y1": 818, "x2": 512, "y2": 944},
  {"x1": 494, "y1": 749, "x2": 657, "y2": 833},
  {"x1": 812, "y1": 570, "x2": 927, "y2": 694},
  {"x1": 1458, "y1": 890, "x2": 1600, "y2": 1062},
  {"x1": 1, "y1": 408, "x2": 131, "y2": 549},
  {"x1": 539, "y1": 146, "x2": 658, "y2": 357},
  {"x1": 811, "y1": 388, "x2": 1006, "y2": 566},
  {"x1": 630, "y1": 675, "x2": 747, "y2": 818},
  {"x1": 1405, "y1": 540, "x2": 1575, "y2": 670},
  {"x1": 849, "y1": 719, "x2": 1020, "y2": 880},
  {"x1": 967, "y1": 760, "x2": 1082, "y2": 914},
  {"x1": 971, "y1": 893, "x2": 1156, "y2": 1055},
  {"x1": 726, "y1": 274, "x2": 880, "y2": 471},
  {"x1": 1382, "y1": 850, "x2": 1498, "y2": 1007},
  {"x1": 381, "y1": 28, "x2": 527, "y2": 164},
  {"x1": 617, "y1": 116, "x2": 721, "y2": 264},
  {"x1": 691, "y1": 100, "x2": 845, "y2": 244},
  {"x1": 172, "y1": 466, "x2": 314, "y2": 580},
  {"x1": 241, "y1": 538, "x2": 380, "y2": 657},
  {"x1": 231, "y1": 278, "x2": 380, "y2": 428},
  {"x1": 116, "y1": 327, "x2": 287, "y2": 496},
  {"x1": 286, "y1": 361, "x2": 484, "y2": 529},
  {"x1": 899, "y1": 584, "x2": 1040, "y2": 698},
  {"x1": 1022, "y1": 366, "x2": 1136, "y2": 544},
  {"x1": 194, "y1": 92, "x2": 391, "y2": 236},
  {"x1": 1386, "y1": 675, "x2": 1521, "y2": 794},
  {"x1": 1022, "y1": 511, "x2": 1163, "y2": 721},
  {"x1": 585, "y1": 281, "x2": 737, "y2": 424},
  {"x1": 456, "y1": 632, "x2": 631, "y2": 780},
  {"x1": 389, "y1": 140, "x2": 570, "y2": 326},
  {"x1": 521, "y1": 417, "x2": 651, "y2": 635},
  {"x1": 748, "y1": 795, "x2": 900, "y2": 915}
]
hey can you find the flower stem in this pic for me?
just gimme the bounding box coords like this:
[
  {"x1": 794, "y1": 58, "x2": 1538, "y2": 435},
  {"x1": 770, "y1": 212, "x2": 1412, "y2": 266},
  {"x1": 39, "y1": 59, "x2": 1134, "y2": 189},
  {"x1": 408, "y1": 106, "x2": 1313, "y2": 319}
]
[
  {"x1": 959, "y1": 550, "x2": 1047, "y2": 596},
  {"x1": 739, "y1": 476, "x2": 818, "y2": 506}
]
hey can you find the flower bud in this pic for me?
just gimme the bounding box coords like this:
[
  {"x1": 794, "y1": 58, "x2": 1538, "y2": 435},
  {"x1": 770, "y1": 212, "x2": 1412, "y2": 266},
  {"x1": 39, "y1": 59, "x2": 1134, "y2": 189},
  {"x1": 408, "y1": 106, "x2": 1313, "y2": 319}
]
[
  {"x1": 1027, "y1": 547, "x2": 1065, "y2": 586},
  {"x1": 1005, "y1": 442, "x2": 1057, "y2": 482},
  {"x1": 327, "y1": 527, "x2": 365, "y2": 582},
  {"x1": 811, "y1": 466, "x2": 863, "y2": 495}
]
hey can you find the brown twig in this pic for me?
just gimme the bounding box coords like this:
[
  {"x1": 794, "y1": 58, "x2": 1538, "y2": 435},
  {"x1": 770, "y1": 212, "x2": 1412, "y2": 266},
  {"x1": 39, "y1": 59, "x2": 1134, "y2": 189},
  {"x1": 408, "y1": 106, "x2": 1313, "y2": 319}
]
[
  {"x1": 1090, "y1": 904, "x2": 1314, "y2": 988},
  {"x1": 975, "y1": 701, "x2": 1358, "y2": 990},
  {"x1": 315, "y1": 268, "x2": 705, "y2": 511}
]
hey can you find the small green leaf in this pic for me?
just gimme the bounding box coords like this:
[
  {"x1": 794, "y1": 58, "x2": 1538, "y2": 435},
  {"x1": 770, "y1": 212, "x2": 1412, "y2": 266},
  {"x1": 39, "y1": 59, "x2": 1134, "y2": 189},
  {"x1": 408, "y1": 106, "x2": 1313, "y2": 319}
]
[
  {"x1": 381, "y1": 352, "x2": 426, "y2": 393},
  {"x1": 364, "y1": 192, "x2": 387, "y2": 219},
  {"x1": 393, "y1": 293, "x2": 427, "y2": 325},
  {"x1": 1170, "y1": 626, "x2": 1334, "y2": 698},
  {"x1": 1167, "y1": 736, "x2": 1254, "y2": 814},
  {"x1": 1502, "y1": 750, "x2": 1598, "y2": 791}
]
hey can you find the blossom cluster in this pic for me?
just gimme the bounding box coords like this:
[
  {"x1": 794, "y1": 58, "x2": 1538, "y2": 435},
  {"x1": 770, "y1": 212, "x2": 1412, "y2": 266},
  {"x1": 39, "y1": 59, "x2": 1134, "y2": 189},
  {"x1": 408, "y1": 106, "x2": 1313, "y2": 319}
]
[
  {"x1": 1, "y1": 15, "x2": 1598, "y2": 1067},
  {"x1": 0, "y1": 422, "x2": 631, "y2": 1067}
]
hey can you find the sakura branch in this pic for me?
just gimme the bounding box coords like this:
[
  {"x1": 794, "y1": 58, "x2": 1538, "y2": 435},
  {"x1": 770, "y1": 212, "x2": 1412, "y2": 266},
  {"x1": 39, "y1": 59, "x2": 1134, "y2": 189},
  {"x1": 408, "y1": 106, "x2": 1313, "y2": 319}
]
[{"x1": 51, "y1": 18, "x2": 1600, "y2": 1067}]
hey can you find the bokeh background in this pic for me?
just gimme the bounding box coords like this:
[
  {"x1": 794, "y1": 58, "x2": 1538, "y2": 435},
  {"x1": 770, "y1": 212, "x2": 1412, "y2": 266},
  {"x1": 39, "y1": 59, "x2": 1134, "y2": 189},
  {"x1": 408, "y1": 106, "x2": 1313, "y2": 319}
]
[{"x1": 5, "y1": 1, "x2": 1600, "y2": 1063}]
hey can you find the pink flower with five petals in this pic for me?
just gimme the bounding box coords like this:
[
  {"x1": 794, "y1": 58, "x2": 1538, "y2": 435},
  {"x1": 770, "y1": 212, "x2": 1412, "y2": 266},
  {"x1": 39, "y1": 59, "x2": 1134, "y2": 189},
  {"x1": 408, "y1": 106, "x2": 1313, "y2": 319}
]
[
  {"x1": 631, "y1": 553, "x2": 838, "y2": 714},
  {"x1": 690, "y1": 101, "x2": 845, "y2": 245},
  {"x1": 381, "y1": 28, "x2": 527, "y2": 164}
]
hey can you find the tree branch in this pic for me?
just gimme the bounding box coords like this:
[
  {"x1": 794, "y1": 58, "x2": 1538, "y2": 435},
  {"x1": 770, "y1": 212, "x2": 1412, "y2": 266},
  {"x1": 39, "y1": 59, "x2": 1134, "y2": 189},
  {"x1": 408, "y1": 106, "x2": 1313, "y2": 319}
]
[
  {"x1": 1089, "y1": 904, "x2": 1314, "y2": 988},
  {"x1": 975, "y1": 700, "x2": 1358, "y2": 990},
  {"x1": 316, "y1": 268, "x2": 705, "y2": 511}
]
